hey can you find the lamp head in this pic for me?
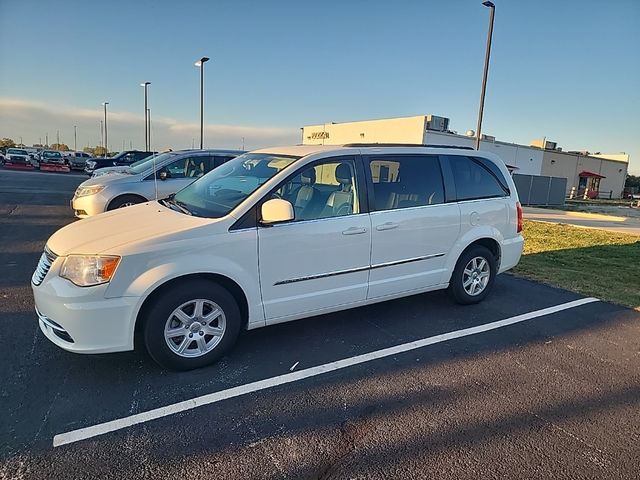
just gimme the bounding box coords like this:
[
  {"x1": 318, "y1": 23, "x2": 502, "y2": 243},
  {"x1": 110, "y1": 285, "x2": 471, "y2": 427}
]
[
  {"x1": 195, "y1": 56, "x2": 210, "y2": 67},
  {"x1": 482, "y1": 1, "x2": 495, "y2": 7}
]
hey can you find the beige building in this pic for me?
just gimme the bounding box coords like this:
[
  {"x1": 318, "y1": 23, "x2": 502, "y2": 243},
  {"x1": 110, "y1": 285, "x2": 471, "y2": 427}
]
[
  {"x1": 540, "y1": 150, "x2": 629, "y2": 198},
  {"x1": 303, "y1": 115, "x2": 442, "y2": 145},
  {"x1": 303, "y1": 115, "x2": 544, "y2": 175},
  {"x1": 302, "y1": 115, "x2": 630, "y2": 199}
]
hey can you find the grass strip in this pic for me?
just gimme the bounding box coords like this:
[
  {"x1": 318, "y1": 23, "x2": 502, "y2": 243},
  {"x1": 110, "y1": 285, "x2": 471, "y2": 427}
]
[{"x1": 513, "y1": 220, "x2": 640, "y2": 310}]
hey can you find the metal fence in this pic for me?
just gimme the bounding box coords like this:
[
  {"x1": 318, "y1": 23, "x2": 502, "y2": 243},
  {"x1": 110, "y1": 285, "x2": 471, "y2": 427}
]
[{"x1": 513, "y1": 174, "x2": 567, "y2": 206}]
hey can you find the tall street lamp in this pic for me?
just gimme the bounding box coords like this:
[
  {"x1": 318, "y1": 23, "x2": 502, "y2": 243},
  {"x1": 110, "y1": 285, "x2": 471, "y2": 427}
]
[
  {"x1": 102, "y1": 102, "x2": 109, "y2": 155},
  {"x1": 140, "y1": 82, "x2": 151, "y2": 151},
  {"x1": 74, "y1": 125, "x2": 77, "y2": 151},
  {"x1": 195, "y1": 56, "x2": 210, "y2": 149},
  {"x1": 475, "y1": 1, "x2": 495, "y2": 151}
]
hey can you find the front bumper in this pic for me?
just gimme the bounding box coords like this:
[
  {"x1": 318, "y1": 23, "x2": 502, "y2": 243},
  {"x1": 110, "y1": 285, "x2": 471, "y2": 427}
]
[
  {"x1": 33, "y1": 273, "x2": 139, "y2": 354},
  {"x1": 71, "y1": 192, "x2": 110, "y2": 218}
]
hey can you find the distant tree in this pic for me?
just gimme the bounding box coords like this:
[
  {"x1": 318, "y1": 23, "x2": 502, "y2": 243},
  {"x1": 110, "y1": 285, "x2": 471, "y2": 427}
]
[
  {"x1": 50, "y1": 143, "x2": 70, "y2": 151},
  {"x1": 90, "y1": 146, "x2": 107, "y2": 157},
  {"x1": 83, "y1": 146, "x2": 106, "y2": 156},
  {"x1": 0, "y1": 138, "x2": 16, "y2": 149},
  {"x1": 625, "y1": 175, "x2": 640, "y2": 189}
]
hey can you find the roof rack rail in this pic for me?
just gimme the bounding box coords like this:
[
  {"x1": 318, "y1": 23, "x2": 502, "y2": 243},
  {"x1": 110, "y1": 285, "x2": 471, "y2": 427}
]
[{"x1": 342, "y1": 143, "x2": 474, "y2": 150}]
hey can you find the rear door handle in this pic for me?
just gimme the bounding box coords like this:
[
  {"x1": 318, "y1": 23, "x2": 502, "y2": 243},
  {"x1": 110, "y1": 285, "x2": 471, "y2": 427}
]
[
  {"x1": 342, "y1": 227, "x2": 368, "y2": 235},
  {"x1": 376, "y1": 222, "x2": 399, "y2": 231}
]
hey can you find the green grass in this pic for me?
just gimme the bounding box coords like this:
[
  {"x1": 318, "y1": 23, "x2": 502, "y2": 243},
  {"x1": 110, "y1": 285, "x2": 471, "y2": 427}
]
[
  {"x1": 513, "y1": 220, "x2": 640, "y2": 310},
  {"x1": 566, "y1": 198, "x2": 635, "y2": 207}
]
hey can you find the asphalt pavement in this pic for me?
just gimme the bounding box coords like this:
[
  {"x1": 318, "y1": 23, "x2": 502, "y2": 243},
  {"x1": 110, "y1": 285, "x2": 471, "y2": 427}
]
[{"x1": 1, "y1": 167, "x2": 639, "y2": 479}]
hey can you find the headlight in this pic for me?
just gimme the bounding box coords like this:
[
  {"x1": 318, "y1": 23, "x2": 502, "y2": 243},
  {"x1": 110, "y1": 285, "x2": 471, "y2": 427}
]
[
  {"x1": 75, "y1": 185, "x2": 105, "y2": 197},
  {"x1": 87, "y1": 161, "x2": 96, "y2": 168},
  {"x1": 60, "y1": 255, "x2": 121, "y2": 287}
]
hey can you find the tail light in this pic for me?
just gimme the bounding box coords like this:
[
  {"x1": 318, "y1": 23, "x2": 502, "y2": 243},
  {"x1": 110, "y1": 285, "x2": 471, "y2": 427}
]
[{"x1": 516, "y1": 201, "x2": 523, "y2": 233}]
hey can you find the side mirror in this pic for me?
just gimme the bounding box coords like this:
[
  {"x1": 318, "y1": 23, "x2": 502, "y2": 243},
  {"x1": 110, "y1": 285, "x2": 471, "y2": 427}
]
[
  {"x1": 261, "y1": 198, "x2": 294, "y2": 225},
  {"x1": 159, "y1": 170, "x2": 168, "y2": 181}
]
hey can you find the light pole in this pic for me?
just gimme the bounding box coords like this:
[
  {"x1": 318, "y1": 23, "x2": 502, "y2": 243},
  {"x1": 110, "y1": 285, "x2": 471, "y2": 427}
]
[
  {"x1": 100, "y1": 121, "x2": 104, "y2": 154},
  {"x1": 475, "y1": 1, "x2": 495, "y2": 151},
  {"x1": 74, "y1": 125, "x2": 77, "y2": 151},
  {"x1": 194, "y1": 56, "x2": 210, "y2": 149},
  {"x1": 140, "y1": 82, "x2": 151, "y2": 151},
  {"x1": 102, "y1": 102, "x2": 109, "y2": 155}
]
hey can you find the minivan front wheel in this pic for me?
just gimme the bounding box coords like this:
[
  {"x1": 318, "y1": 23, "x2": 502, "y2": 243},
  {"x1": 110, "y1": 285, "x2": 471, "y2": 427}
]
[
  {"x1": 143, "y1": 281, "x2": 241, "y2": 370},
  {"x1": 448, "y1": 245, "x2": 496, "y2": 305}
]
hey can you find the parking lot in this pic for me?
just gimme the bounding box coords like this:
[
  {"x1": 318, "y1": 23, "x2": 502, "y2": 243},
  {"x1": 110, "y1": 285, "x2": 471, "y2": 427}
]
[{"x1": 1, "y1": 167, "x2": 639, "y2": 479}]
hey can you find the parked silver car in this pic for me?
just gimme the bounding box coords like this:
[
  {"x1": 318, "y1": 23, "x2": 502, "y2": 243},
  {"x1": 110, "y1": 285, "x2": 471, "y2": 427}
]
[{"x1": 71, "y1": 149, "x2": 244, "y2": 218}]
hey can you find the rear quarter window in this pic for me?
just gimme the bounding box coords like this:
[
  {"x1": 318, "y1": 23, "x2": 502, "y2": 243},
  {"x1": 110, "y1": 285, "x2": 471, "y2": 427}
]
[{"x1": 446, "y1": 155, "x2": 510, "y2": 201}]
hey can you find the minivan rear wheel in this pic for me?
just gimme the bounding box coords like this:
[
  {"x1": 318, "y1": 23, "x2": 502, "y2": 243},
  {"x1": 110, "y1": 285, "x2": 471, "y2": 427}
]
[
  {"x1": 143, "y1": 280, "x2": 241, "y2": 370},
  {"x1": 448, "y1": 245, "x2": 496, "y2": 305}
]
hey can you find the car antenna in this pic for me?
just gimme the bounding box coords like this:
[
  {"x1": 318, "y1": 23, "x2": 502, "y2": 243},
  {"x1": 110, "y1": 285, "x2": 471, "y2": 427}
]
[{"x1": 152, "y1": 152, "x2": 158, "y2": 201}]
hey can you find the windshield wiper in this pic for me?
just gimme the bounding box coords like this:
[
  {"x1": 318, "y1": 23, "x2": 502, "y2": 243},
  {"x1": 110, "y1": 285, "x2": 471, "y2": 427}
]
[{"x1": 159, "y1": 196, "x2": 194, "y2": 216}]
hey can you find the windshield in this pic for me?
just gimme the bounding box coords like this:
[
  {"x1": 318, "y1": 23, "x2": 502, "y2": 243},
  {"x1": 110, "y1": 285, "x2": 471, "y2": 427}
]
[
  {"x1": 43, "y1": 151, "x2": 62, "y2": 158},
  {"x1": 127, "y1": 152, "x2": 176, "y2": 174},
  {"x1": 172, "y1": 152, "x2": 299, "y2": 218},
  {"x1": 7, "y1": 149, "x2": 28, "y2": 155}
]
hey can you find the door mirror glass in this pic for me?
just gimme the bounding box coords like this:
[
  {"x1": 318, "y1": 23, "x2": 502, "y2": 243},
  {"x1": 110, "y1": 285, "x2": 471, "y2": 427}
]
[
  {"x1": 261, "y1": 198, "x2": 294, "y2": 224},
  {"x1": 159, "y1": 170, "x2": 168, "y2": 181}
]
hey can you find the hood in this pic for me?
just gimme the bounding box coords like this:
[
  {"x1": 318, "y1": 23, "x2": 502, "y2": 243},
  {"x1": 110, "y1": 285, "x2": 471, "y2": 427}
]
[
  {"x1": 93, "y1": 166, "x2": 130, "y2": 177},
  {"x1": 47, "y1": 202, "x2": 211, "y2": 256},
  {"x1": 77, "y1": 172, "x2": 134, "y2": 189}
]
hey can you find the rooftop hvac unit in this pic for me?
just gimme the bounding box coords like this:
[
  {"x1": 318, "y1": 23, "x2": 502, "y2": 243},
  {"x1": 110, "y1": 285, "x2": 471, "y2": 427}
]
[{"x1": 425, "y1": 115, "x2": 449, "y2": 132}]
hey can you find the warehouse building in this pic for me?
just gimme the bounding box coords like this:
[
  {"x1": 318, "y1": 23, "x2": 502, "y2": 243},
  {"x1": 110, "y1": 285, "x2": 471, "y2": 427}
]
[{"x1": 302, "y1": 115, "x2": 629, "y2": 200}]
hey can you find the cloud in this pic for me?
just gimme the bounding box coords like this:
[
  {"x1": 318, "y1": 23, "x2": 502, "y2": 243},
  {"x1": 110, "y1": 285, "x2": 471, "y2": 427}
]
[{"x1": 0, "y1": 97, "x2": 299, "y2": 151}]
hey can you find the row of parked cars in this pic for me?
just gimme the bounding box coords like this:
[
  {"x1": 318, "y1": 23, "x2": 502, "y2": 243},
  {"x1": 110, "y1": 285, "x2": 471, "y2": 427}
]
[
  {"x1": 1, "y1": 148, "x2": 91, "y2": 170},
  {"x1": 33, "y1": 143, "x2": 525, "y2": 371},
  {"x1": 0, "y1": 148, "x2": 157, "y2": 173}
]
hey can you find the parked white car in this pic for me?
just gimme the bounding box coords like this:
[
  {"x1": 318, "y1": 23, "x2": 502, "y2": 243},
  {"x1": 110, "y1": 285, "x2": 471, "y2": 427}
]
[
  {"x1": 4, "y1": 148, "x2": 31, "y2": 164},
  {"x1": 32, "y1": 145, "x2": 524, "y2": 370}
]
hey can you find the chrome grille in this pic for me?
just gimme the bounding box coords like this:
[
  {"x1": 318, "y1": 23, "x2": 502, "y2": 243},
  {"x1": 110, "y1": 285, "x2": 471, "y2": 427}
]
[{"x1": 32, "y1": 247, "x2": 57, "y2": 286}]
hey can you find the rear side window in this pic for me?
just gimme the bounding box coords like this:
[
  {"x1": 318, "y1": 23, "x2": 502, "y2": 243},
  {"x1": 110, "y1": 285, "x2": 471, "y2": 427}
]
[
  {"x1": 368, "y1": 155, "x2": 444, "y2": 211},
  {"x1": 473, "y1": 157, "x2": 510, "y2": 193},
  {"x1": 447, "y1": 155, "x2": 509, "y2": 201},
  {"x1": 212, "y1": 155, "x2": 234, "y2": 168}
]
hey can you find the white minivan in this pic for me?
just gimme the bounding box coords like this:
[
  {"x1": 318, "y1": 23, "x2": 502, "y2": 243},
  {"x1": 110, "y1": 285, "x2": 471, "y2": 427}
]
[{"x1": 32, "y1": 145, "x2": 524, "y2": 370}]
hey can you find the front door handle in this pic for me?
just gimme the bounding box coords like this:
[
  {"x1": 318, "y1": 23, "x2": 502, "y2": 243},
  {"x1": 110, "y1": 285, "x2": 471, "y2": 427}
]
[
  {"x1": 342, "y1": 227, "x2": 368, "y2": 235},
  {"x1": 376, "y1": 222, "x2": 399, "y2": 231}
]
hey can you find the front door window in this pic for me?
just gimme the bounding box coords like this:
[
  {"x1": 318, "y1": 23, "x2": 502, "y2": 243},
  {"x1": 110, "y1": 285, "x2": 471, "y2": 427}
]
[{"x1": 274, "y1": 159, "x2": 360, "y2": 221}]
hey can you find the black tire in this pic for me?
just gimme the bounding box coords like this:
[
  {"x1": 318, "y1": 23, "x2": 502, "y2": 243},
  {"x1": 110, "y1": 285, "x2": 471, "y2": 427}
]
[
  {"x1": 448, "y1": 245, "x2": 497, "y2": 305},
  {"x1": 143, "y1": 280, "x2": 241, "y2": 370},
  {"x1": 107, "y1": 194, "x2": 146, "y2": 210}
]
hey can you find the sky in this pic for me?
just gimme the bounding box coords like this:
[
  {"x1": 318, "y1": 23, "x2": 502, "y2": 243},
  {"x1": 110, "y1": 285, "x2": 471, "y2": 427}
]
[{"x1": 0, "y1": 0, "x2": 638, "y2": 174}]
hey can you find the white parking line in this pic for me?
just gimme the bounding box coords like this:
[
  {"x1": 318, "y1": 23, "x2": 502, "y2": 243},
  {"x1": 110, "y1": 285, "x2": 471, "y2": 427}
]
[{"x1": 53, "y1": 297, "x2": 599, "y2": 447}]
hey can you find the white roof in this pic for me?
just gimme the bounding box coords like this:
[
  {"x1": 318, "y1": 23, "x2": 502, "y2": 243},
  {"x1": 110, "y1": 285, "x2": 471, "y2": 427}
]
[{"x1": 251, "y1": 145, "x2": 343, "y2": 157}]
